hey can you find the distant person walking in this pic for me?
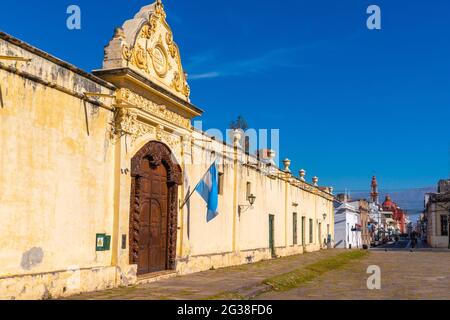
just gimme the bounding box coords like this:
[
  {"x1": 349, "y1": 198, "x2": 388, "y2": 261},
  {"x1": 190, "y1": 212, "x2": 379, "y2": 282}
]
[{"x1": 410, "y1": 231, "x2": 418, "y2": 249}]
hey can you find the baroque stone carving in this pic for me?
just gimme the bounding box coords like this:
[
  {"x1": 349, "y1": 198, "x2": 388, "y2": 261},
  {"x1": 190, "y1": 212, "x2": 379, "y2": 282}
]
[
  {"x1": 155, "y1": 125, "x2": 181, "y2": 150},
  {"x1": 149, "y1": 39, "x2": 169, "y2": 78},
  {"x1": 137, "y1": 43, "x2": 149, "y2": 71},
  {"x1": 130, "y1": 141, "x2": 182, "y2": 271},
  {"x1": 116, "y1": 88, "x2": 191, "y2": 129},
  {"x1": 116, "y1": 108, "x2": 155, "y2": 143},
  {"x1": 166, "y1": 31, "x2": 177, "y2": 58},
  {"x1": 171, "y1": 71, "x2": 190, "y2": 97},
  {"x1": 114, "y1": 0, "x2": 190, "y2": 100}
]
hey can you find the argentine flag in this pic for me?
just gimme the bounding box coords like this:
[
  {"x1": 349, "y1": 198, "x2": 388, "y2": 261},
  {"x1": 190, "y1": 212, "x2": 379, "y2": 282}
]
[{"x1": 195, "y1": 161, "x2": 219, "y2": 222}]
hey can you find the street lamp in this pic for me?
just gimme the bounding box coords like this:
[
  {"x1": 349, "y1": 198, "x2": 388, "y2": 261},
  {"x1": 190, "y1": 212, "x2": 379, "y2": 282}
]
[
  {"x1": 238, "y1": 194, "x2": 256, "y2": 215},
  {"x1": 248, "y1": 194, "x2": 256, "y2": 206}
]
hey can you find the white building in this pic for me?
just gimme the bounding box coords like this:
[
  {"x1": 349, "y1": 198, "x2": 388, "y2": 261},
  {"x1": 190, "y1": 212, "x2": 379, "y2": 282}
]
[
  {"x1": 369, "y1": 202, "x2": 382, "y2": 226},
  {"x1": 334, "y1": 200, "x2": 362, "y2": 249},
  {"x1": 425, "y1": 180, "x2": 450, "y2": 248}
]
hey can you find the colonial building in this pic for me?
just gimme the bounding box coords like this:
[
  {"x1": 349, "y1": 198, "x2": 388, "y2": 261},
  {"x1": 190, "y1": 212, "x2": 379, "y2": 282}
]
[
  {"x1": 382, "y1": 195, "x2": 407, "y2": 235},
  {"x1": 334, "y1": 195, "x2": 362, "y2": 249},
  {"x1": 348, "y1": 199, "x2": 370, "y2": 248},
  {"x1": 368, "y1": 176, "x2": 385, "y2": 243},
  {"x1": 0, "y1": 1, "x2": 334, "y2": 299},
  {"x1": 425, "y1": 180, "x2": 450, "y2": 248}
]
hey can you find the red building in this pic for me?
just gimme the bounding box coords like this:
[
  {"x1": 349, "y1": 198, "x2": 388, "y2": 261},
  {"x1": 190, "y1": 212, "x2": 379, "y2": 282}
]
[{"x1": 382, "y1": 195, "x2": 407, "y2": 234}]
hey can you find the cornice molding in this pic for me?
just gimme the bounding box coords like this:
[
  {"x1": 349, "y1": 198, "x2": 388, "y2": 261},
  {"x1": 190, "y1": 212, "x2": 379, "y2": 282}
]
[{"x1": 116, "y1": 88, "x2": 191, "y2": 130}]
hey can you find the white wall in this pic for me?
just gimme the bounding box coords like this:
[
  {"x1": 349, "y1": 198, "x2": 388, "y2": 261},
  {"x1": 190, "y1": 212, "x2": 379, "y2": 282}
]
[{"x1": 334, "y1": 204, "x2": 361, "y2": 249}]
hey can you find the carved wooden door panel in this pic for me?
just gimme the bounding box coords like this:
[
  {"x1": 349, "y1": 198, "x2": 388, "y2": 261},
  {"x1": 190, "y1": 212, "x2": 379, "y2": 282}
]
[
  {"x1": 130, "y1": 141, "x2": 182, "y2": 275},
  {"x1": 137, "y1": 159, "x2": 169, "y2": 275}
]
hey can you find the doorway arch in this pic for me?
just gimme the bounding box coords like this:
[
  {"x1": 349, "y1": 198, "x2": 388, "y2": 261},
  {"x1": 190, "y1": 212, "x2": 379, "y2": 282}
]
[{"x1": 129, "y1": 141, "x2": 182, "y2": 275}]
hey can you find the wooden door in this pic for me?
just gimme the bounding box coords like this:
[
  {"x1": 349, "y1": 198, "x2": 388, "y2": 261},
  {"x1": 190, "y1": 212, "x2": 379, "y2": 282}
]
[
  {"x1": 293, "y1": 213, "x2": 298, "y2": 245},
  {"x1": 269, "y1": 215, "x2": 275, "y2": 257},
  {"x1": 137, "y1": 160, "x2": 169, "y2": 275},
  {"x1": 302, "y1": 217, "x2": 306, "y2": 246},
  {"x1": 318, "y1": 223, "x2": 322, "y2": 245},
  {"x1": 130, "y1": 141, "x2": 182, "y2": 275}
]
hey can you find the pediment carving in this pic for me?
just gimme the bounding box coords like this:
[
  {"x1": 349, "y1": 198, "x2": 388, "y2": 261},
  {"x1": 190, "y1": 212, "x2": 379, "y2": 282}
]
[
  {"x1": 103, "y1": 1, "x2": 190, "y2": 101},
  {"x1": 116, "y1": 88, "x2": 191, "y2": 130}
]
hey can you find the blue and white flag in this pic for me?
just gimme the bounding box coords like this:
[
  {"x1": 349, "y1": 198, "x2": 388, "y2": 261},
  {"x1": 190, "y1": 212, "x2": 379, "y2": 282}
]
[{"x1": 195, "y1": 161, "x2": 219, "y2": 222}]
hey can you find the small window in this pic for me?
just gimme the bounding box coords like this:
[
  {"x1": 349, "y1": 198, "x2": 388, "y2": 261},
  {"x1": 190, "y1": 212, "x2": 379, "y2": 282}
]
[
  {"x1": 441, "y1": 215, "x2": 448, "y2": 236},
  {"x1": 218, "y1": 172, "x2": 224, "y2": 195},
  {"x1": 309, "y1": 219, "x2": 314, "y2": 244}
]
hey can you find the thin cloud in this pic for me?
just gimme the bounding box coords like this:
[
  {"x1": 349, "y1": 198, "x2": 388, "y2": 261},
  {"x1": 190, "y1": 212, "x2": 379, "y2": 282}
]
[
  {"x1": 186, "y1": 34, "x2": 365, "y2": 81},
  {"x1": 187, "y1": 46, "x2": 310, "y2": 81},
  {"x1": 189, "y1": 72, "x2": 222, "y2": 80},
  {"x1": 186, "y1": 50, "x2": 217, "y2": 69}
]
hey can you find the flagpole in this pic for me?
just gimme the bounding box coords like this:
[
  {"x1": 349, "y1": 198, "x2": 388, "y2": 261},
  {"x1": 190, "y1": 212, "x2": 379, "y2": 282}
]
[
  {"x1": 179, "y1": 187, "x2": 197, "y2": 210},
  {"x1": 179, "y1": 159, "x2": 218, "y2": 210}
]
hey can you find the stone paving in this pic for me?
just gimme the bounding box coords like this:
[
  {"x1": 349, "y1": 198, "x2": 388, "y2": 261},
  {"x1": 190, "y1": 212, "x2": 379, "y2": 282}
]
[
  {"x1": 67, "y1": 249, "x2": 450, "y2": 300},
  {"x1": 67, "y1": 250, "x2": 345, "y2": 300},
  {"x1": 258, "y1": 251, "x2": 450, "y2": 300}
]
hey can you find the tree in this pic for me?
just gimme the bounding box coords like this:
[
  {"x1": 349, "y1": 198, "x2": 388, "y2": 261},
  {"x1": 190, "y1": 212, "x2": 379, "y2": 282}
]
[
  {"x1": 229, "y1": 116, "x2": 250, "y2": 153},
  {"x1": 229, "y1": 115, "x2": 249, "y2": 131}
]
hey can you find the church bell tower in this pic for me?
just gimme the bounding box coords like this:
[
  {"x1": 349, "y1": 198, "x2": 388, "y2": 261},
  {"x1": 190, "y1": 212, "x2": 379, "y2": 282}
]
[{"x1": 370, "y1": 176, "x2": 379, "y2": 204}]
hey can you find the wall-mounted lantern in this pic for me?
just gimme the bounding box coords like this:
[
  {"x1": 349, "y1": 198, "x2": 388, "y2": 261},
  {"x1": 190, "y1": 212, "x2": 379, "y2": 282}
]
[
  {"x1": 239, "y1": 194, "x2": 256, "y2": 215},
  {"x1": 248, "y1": 194, "x2": 256, "y2": 206}
]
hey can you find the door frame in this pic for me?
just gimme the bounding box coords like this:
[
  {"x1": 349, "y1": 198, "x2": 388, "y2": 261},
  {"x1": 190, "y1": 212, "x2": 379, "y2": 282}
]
[
  {"x1": 301, "y1": 216, "x2": 306, "y2": 246},
  {"x1": 129, "y1": 141, "x2": 182, "y2": 272},
  {"x1": 269, "y1": 214, "x2": 275, "y2": 258},
  {"x1": 293, "y1": 212, "x2": 298, "y2": 245},
  {"x1": 318, "y1": 222, "x2": 322, "y2": 246}
]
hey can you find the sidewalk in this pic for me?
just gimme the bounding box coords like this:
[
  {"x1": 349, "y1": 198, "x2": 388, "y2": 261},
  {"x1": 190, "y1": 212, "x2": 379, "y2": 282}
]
[{"x1": 67, "y1": 250, "x2": 348, "y2": 300}]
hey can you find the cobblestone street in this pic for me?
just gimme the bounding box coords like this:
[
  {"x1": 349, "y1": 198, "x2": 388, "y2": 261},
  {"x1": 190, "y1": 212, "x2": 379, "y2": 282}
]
[
  {"x1": 258, "y1": 251, "x2": 450, "y2": 300},
  {"x1": 68, "y1": 249, "x2": 450, "y2": 300}
]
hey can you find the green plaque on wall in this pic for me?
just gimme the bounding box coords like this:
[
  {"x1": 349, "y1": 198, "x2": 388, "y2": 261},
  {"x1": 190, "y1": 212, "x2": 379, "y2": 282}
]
[
  {"x1": 103, "y1": 235, "x2": 111, "y2": 251},
  {"x1": 96, "y1": 234, "x2": 111, "y2": 251}
]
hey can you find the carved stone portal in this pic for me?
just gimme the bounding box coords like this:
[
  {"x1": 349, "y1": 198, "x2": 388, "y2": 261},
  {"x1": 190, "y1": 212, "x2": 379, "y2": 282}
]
[
  {"x1": 103, "y1": 1, "x2": 191, "y2": 101},
  {"x1": 129, "y1": 141, "x2": 182, "y2": 273}
]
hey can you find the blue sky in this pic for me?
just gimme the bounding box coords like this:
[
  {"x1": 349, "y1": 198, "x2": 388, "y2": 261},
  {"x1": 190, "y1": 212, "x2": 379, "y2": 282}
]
[{"x1": 1, "y1": 0, "x2": 449, "y2": 192}]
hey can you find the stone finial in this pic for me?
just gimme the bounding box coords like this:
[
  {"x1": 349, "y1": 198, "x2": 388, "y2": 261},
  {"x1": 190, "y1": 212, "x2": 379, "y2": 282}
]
[
  {"x1": 283, "y1": 159, "x2": 291, "y2": 173},
  {"x1": 299, "y1": 169, "x2": 306, "y2": 181},
  {"x1": 229, "y1": 129, "x2": 243, "y2": 147},
  {"x1": 267, "y1": 150, "x2": 276, "y2": 167},
  {"x1": 113, "y1": 27, "x2": 125, "y2": 39},
  {"x1": 268, "y1": 150, "x2": 276, "y2": 161},
  {"x1": 329, "y1": 187, "x2": 334, "y2": 194},
  {"x1": 312, "y1": 176, "x2": 319, "y2": 186}
]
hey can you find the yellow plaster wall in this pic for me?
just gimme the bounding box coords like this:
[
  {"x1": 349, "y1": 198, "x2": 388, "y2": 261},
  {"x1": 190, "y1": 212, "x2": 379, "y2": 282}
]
[
  {"x1": 0, "y1": 30, "x2": 335, "y2": 298},
  {"x1": 0, "y1": 45, "x2": 116, "y2": 280},
  {"x1": 170, "y1": 131, "x2": 335, "y2": 273}
]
